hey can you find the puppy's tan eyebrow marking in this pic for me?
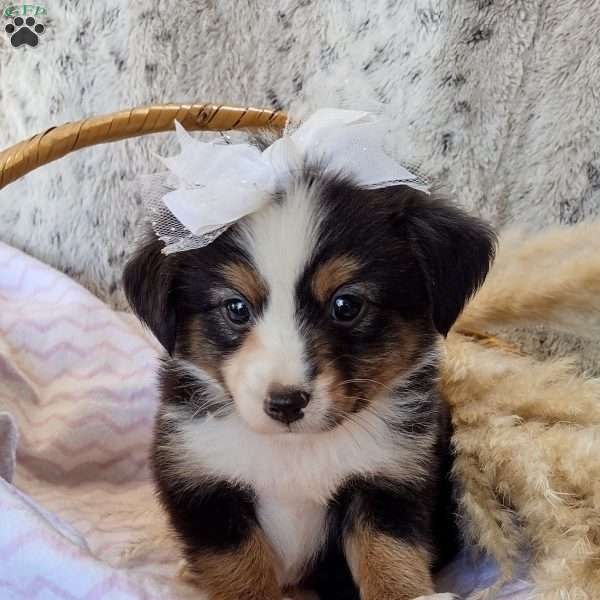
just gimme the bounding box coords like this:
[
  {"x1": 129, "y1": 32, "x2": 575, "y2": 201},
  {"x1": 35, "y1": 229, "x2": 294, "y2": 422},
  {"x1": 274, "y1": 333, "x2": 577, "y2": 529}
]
[
  {"x1": 312, "y1": 255, "x2": 362, "y2": 303},
  {"x1": 221, "y1": 262, "x2": 267, "y2": 307}
]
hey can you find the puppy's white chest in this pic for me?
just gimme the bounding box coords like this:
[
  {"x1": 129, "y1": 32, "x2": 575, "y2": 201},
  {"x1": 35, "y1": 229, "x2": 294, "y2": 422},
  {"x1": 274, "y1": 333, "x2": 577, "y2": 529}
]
[
  {"x1": 257, "y1": 492, "x2": 326, "y2": 584},
  {"x1": 177, "y1": 412, "x2": 416, "y2": 583}
]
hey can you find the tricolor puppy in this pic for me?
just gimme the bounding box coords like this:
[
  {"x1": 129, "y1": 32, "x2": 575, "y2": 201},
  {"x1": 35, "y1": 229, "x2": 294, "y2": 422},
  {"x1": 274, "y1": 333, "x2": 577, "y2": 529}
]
[{"x1": 124, "y1": 113, "x2": 495, "y2": 600}]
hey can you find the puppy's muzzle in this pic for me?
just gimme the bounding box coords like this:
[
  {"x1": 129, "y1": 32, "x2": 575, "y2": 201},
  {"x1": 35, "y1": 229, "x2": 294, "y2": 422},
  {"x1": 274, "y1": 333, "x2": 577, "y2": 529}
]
[{"x1": 264, "y1": 387, "x2": 310, "y2": 425}]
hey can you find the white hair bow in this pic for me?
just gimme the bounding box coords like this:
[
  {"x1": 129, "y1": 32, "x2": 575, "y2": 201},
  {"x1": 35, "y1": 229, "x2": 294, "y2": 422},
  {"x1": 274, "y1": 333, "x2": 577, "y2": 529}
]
[{"x1": 145, "y1": 108, "x2": 428, "y2": 254}]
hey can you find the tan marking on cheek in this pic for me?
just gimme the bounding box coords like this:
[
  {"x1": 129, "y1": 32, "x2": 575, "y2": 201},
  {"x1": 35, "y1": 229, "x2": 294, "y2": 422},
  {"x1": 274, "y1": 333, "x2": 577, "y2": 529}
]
[
  {"x1": 319, "y1": 320, "x2": 425, "y2": 418},
  {"x1": 318, "y1": 365, "x2": 356, "y2": 417},
  {"x1": 311, "y1": 255, "x2": 362, "y2": 303},
  {"x1": 222, "y1": 329, "x2": 263, "y2": 394},
  {"x1": 181, "y1": 318, "x2": 223, "y2": 382},
  {"x1": 221, "y1": 262, "x2": 267, "y2": 307},
  {"x1": 310, "y1": 331, "x2": 357, "y2": 419},
  {"x1": 184, "y1": 527, "x2": 281, "y2": 600},
  {"x1": 358, "y1": 320, "x2": 423, "y2": 402},
  {"x1": 345, "y1": 523, "x2": 433, "y2": 600}
]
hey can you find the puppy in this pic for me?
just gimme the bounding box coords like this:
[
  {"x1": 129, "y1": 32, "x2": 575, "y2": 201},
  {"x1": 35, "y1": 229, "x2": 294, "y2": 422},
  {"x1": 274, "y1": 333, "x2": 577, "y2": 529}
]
[{"x1": 124, "y1": 165, "x2": 495, "y2": 600}]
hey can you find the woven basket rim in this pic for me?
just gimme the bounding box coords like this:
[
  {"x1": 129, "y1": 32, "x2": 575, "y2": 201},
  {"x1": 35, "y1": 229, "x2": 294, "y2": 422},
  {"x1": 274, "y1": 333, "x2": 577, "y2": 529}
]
[{"x1": 0, "y1": 102, "x2": 288, "y2": 191}]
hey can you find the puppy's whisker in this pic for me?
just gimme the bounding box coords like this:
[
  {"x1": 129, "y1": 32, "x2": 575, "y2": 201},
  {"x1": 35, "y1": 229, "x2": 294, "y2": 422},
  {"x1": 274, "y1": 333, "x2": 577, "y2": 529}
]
[
  {"x1": 190, "y1": 407, "x2": 204, "y2": 420},
  {"x1": 186, "y1": 384, "x2": 232, "y2": 420},
  {"x1": 327, "y1": 400, "x2": 385, "y2": 438},
  {"x1": 338, "y1": 422, "x2": 365, "y2": 450},
  {"x1": 339, "y1": 415, "x2": 380, "y2": 446},
  {"x1": 333, "y1": 378, "x2": 395, "y2": 393}
]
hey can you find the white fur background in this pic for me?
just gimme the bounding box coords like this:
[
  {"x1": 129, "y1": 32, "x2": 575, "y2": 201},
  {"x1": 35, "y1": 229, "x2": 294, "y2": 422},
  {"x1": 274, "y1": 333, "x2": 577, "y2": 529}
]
[{"x1": 0, "y1": 0, "x2": 599, "y2": 364}]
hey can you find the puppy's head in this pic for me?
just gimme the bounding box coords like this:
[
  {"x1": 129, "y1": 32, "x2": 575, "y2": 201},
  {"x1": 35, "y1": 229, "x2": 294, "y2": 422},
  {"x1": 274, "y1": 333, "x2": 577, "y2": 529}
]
[{"x1": 124, "y1": 170, "x2": 495, "y2": 434}]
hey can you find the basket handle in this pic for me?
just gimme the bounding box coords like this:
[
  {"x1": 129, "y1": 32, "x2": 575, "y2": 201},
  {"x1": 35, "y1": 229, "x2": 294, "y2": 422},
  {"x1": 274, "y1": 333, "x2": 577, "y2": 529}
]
[{"x1": 0, "y1": 103, "x2": 287, "y2": 191}]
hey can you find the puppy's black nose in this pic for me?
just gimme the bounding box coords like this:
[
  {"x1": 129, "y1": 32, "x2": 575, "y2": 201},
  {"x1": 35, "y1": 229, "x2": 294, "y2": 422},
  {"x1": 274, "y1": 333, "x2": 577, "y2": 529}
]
[{"x1": 264, "y1": 388, "x2": 310, "y2": 424}]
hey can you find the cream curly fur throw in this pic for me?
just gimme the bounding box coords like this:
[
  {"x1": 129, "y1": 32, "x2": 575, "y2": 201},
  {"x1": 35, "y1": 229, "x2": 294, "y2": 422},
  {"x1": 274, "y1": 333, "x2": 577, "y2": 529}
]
[{"x1": 446, "y1": 222, "x2": 600, "y2": 599}]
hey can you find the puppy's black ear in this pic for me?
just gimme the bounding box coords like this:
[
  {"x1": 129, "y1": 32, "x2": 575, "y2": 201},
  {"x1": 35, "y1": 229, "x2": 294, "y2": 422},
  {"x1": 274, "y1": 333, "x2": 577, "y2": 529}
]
[
  {"x1": 402, "y1": 192, "x2": 496, "y2": 336},
  {"x1": 123, "y1": 235, "x2": 177, "y2": 354}
]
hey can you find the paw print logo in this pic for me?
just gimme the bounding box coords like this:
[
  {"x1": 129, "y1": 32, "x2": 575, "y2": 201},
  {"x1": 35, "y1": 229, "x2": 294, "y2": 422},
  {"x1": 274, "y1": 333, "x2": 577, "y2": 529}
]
[{"x1": 5, "y1": 16, "x2": 45, "y2": 48}]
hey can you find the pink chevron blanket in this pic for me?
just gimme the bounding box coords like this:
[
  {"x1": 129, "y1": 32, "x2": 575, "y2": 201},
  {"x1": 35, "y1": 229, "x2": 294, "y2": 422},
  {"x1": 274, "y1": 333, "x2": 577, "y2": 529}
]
[{"x1": 0, "y1": 242, "x2": 532, "y2": 600}]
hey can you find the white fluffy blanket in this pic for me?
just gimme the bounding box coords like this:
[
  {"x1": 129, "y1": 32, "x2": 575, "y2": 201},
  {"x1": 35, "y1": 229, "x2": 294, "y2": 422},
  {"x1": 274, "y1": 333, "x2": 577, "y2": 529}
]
[{"x1": 0, "y1": 242, "x2": 532, "y2": 599}]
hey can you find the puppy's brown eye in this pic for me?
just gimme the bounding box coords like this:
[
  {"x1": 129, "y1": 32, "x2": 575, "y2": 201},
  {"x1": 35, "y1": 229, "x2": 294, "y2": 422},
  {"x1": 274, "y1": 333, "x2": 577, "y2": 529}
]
[
  {"x1": 331, "y1": 294, "x2": 364, "y2": 324},
  {"x1": 224, "y1": 298, "x2": 251, "y2": 325}
]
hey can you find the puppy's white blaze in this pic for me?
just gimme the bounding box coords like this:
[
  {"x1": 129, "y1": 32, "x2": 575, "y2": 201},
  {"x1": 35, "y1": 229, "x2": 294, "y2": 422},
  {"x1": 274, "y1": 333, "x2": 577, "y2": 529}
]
[{"x1": 224, "y1": 181, "x2": 323, "y2": 432}]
